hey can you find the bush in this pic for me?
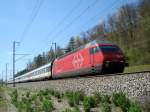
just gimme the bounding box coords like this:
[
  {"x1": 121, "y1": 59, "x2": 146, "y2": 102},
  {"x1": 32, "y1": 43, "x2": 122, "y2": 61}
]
[
  {"x1": 65, "y1": 91, "x2": 85, "y2": 107},
  {"x1": 17, "y1": 101, "x2": 25, "y2": 112},
  {"x1": 19, "y1": 97, "x2": 33, "y2": 112},
  {"x1": 128, "y1": 102, "x2": 141, "y2": 112},
  {"x1": 38, "y1": 90, "x2": 49, "y2": 96},
  {"x1": 101, "y1": 102, "x2": 111, "y2": 112},
  {"x1": 11, "y1": 89, "x2": 18, "y2": 107},
  {"x1": 42, "y1": 99, "x2": 53, "y2": 112},
  {"x1": 37, "y1": 91, "x2": 44, "y2": 101},
  {"x1": 31, "y1": 94, "x2": 37, "y2": 101},
  {"x1": 74, "y1": 106, "x2": 81, "y2": 112},
  {"x1": 45, "y1": 94, "x2": 52, "y2": 101},
  {"x1": 53, "y1": 91, "x2": 62, "y2": 99},
  {"x1": 67, "y1": 95, "x2": 75, "y2": 107},
  {"x1": 48, "y1": 89, "x2": 55, "y2": 96},
  {"x1": 0, "y1": 96, "x2": 3, "y2": 102},
  {"x1": 101, "y1": 95, "x2": 111, "y2": 104},
  {"x1": 62, "y1": 108, "x2": 74, "y2": 112},
  {"x1": 112, "y1": 92, "x2": 130, "y2": 112},
  {"x1": 24, "y1": 100, "x2": 33, "y2": 112},
  {"x1": 26, "y1": 91, "x2": 30, "y2": 98},
  {"x1": 93, "y1": 92, "x2": 102, "y2": 104},
  {"x1": 0, "y1": 96, "x2": 4, "y2": 106},
  {"x1": 83, "y1": 96, "x2": 96, "y2": 112}
]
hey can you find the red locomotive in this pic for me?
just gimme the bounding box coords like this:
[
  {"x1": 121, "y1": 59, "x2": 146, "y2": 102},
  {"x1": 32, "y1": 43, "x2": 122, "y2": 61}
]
[
  {"x1": 8, "y1": 40, "x2": 126, "y2": 83},
  {"x1": 52, "y1": 40, "x2": 125, "y2": 78}
]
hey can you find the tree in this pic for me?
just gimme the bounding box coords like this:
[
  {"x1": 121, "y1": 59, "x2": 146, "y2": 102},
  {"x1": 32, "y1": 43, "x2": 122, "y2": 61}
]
[
  {"x1": 75, "y1": 36, "x2": 83, "y2": 48},
  {"x1": 56, "y1": 46, "x2": 64, "y2": 57},
  {"x1": 47, "y1": 48, "x2": 55, "y2": 62},
  {"x1": 66, "y1": 37, "x2": 76, "y2": 52},
  {"x1": 35, "y1": 54, "x2": 43, "y2": 68}
]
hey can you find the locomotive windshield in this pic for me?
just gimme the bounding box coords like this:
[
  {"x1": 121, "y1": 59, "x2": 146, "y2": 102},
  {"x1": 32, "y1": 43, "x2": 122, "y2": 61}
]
[{"x1": 99, "y1": 45, "x2": 121, "y2": 53}]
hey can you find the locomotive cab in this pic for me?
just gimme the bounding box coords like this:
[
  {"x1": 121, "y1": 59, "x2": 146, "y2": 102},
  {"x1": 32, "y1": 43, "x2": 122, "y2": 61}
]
[
  {"x1": 99, "y1": 44, "x2": 125, "y2": 74},
  {"x1": 89, "y1": 41, "x2": 125, "y2": 74}
]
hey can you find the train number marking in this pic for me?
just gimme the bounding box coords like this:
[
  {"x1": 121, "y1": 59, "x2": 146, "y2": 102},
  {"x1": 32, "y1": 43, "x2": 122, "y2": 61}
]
[{"x1": 72, "y1": 53, "x2": 84, "y2": 69}]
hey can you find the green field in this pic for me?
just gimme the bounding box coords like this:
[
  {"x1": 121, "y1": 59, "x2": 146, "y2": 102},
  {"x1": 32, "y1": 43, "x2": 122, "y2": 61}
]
[{"x1": 124, "y1": 64, "x2": 150, "y2": 73}]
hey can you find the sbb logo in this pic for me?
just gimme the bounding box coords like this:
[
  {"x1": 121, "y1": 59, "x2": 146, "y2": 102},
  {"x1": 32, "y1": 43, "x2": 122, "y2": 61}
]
[{"x1": 72, "y1": 53, "x2": 84, "y2": 69}]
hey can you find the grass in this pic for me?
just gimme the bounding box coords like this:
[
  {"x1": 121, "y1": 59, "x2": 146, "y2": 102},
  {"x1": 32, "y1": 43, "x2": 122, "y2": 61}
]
[
  {"x1": 65, "y1": 91, "x2": 85, "y2": 107},
  {"x1": 112, "y1": 92, "x2": 130, "y2": 112},
  {"x1": 42, "y1": 99, "x2": 54, "y2": 112},
  {"x1": 128, "y1": 102, "x2": 141, "y2": 112},
  {"x1": 0, "y1": 96, "x2": 7, "y2": 112},
  {"x1": 0, "y1": 86, "x2": 8, "y2": 111},
  {"x1": 83, "y1": 96, "x2": 97, "y2": 112},
  {"x1": 124, "y1": 64, "x2": 150, "y2": 73},
  {"x1": 10, "y1": 89, "x2": 18, "y2": 107},
  {"x1": 8, "y1": 87, "x2": 144, "y2": 112},
  {"x1": 101, "y1": 102, "x2": 111, "y2": 112},
  {"x1": 0, "y1": 96, "x2": 4, "y2": 106}
]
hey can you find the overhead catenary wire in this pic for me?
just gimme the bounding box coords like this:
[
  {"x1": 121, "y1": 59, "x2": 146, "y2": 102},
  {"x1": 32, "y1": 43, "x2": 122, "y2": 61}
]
[
  {"x1": 16, "y1": 0, "x2": 45, "y2": 70},
  {"x1": 56, "y1": 0, "x2": 120, "y2": 44},
  {"x1": 47, "y1": 0, "x2": 99, "y2": 43},
  {"x1": 45, "y1": 0, "x2": 83, "y2": 41},
  {"x1": 30, "y1": 0, "x2": 99, "y2": 58},
  {"x1": 31, "y1": 0, "x2": 83, "y2": 57},
  {"x1": 19, "y1": 0, "x2": 45, "y2": 44}
]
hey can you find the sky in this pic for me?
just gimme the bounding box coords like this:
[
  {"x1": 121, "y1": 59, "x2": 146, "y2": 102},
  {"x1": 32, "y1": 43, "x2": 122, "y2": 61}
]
[{"x1": 0, "y1": 0, "x2": 138, "y2": 80}]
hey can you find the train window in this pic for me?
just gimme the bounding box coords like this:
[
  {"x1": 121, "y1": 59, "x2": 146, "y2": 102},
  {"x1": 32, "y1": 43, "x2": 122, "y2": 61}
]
[
  {"x1": 99, "y1": 46, "x2": 121, "y2": 53},
  {"x1": 46, "y1": 67, "x2": 49, "y2": 72},
  {"x1": 46, "y1": 68, "x2": 48, "y2": 72},
  {"x1": 42, "y1": 69, "x2": 44, "y2": 73},
  {"x1": 40, "y1": 70, "x2": 42, "y2": 74},
  {"x1": 90, "y1": 48, "x2": 94, "y2": 54},
  {"x1": 90, "y1": 47, "x2": 100, "y2": 54}
]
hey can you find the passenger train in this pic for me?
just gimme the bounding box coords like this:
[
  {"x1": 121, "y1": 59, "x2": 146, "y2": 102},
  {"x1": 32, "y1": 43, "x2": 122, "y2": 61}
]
[{"x1": 8, "y1": 40, "x2": 127, "y2": 83}]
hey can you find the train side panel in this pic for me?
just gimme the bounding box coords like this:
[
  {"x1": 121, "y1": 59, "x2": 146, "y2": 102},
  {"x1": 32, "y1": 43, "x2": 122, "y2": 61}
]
[{"x1": 52, "y1": 48, "x2": 94, "y2": 78}]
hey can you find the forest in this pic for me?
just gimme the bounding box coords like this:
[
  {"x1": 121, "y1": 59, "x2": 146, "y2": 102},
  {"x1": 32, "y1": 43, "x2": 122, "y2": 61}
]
[{"x1": 16, "y1": 0, "x2": 150, "y2": 77}]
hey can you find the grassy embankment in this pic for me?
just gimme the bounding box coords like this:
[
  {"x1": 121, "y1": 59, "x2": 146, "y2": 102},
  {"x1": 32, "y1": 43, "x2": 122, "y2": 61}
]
[
  {"x1": 0, "y1": 86, "x2": 7, "y2": 111},
  {"x1": 124, "y1": 64, "x2": 150, "y2": 73},
  {"x1": 9, "y1": 88, "x2": 144, "y2": 112}
]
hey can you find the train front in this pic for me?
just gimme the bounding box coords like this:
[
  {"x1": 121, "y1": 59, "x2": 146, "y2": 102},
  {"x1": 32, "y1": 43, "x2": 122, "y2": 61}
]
[{"x1": 99, "y1": 44, "x2": 126, "y2": 74}]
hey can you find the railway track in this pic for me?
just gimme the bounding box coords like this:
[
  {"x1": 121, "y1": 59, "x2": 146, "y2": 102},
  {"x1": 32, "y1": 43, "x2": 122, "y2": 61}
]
[{"x1": 10, "y1": 71, "x2": 150, "y2": 84}]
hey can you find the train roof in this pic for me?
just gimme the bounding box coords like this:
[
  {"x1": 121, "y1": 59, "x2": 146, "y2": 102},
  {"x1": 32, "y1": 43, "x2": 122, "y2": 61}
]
[
  {"x1": 57, "y1": 40, "x2": 115, "y2": 60},
  {"x1": 15, "y1": 62, "x2": 51, "y2": 79},
  {"x1": 85, "y1": 40, "x2": 115, "y2": 46}
]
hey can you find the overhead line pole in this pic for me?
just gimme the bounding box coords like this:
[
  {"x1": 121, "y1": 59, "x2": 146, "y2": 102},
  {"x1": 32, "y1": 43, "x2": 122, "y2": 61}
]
[
  {"x1": 13, "y1": 41, "x2": 15, "y2": 87},
  {"x1": 52, "y1": 42, "x2": 57, "y2": 59},
  {"x1": 2, "y1": 71, "x2": 3, "y2": 86},
  {"x1": 12, "y1": 41, "x2": 30, "y2": 87},
  {"x1": 5, "y1": 63, "x2": 8, "y2": 85},
  {"x1": 13, "y1": 41, "x2": 20, "y2": 87}
]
